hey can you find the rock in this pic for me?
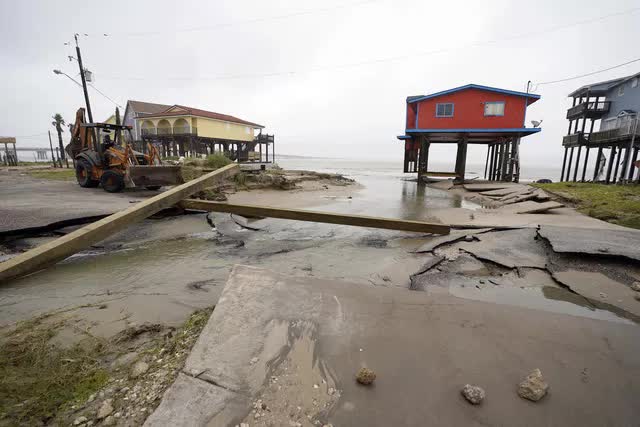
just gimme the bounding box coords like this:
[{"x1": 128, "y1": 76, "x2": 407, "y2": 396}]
[
  {"x1": 517, "y1": 369, "x2": 549, "y2": 402},
  {"x1": 461, "y1": 384, "x2": 485, "y2": 405},
  {"x1": 634, "y1": 294, "x2": 640, "y2": 302},
  {"x1": 631, "y1": 282, "x2": 640, "y2": 292},
  {"x1": 130, "y1": 361, "x2": 149, "y2": 378},
  {"x1": 464, "y1": 235, "x2": 474, "y2": 242},
  {"x1": 103, "y1": 415, "x2": 116, "y2": 426},
  {"x1": 250, "y1": 357, "x2": 259, "y2": 365},
  {"x1": 97, "y1": 399, "x2": 114, "y2": 419},
  {"x1": 73, "y1": 416, "x2": 88, "y2": 425},
  {"x1": 87, "y1": 393, "x2": 96, "y2": 403},
  {"x1": 355, "y1": 367, "x2": 376, "y2": 385}
]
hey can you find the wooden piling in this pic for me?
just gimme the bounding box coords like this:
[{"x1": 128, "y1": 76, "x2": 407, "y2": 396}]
[
  {"x1": 565, "y1": 147, "x2": 574, "y2": 182},
  {"x1": 581, "y1": 147, "x2": 590, "y2": 182},
  {"x1": 605, "y1": 146, "x2": 616, "y2": 184},
  {"x1": 572, "y1": 146, "x2": 582, "y2": 182},
  {"x1": 560, "y1": 147, "x2": 568, "y2": 182}
]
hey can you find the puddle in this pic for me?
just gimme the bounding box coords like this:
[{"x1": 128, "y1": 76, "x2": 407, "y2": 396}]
[{"x1": 449, "y1": 285, "x2": 635, "y2": 324}]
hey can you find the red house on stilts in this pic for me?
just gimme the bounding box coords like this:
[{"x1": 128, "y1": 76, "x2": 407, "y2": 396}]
[{"x1": 398, "y1": 84, "x2": 541, "y2": 183}]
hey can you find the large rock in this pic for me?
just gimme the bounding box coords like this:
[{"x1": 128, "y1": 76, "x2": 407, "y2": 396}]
[
  {"x1": 518, "y1": 369, "x2": 548, "y2": 402},
  {"x1": 461, "y1": 384, "x2": 485, "y2": 405},
  {"x1": 130, "y1": 361, "x2": 149, "y2": 379},
  {"x1": 97, "y1": 398, "x2": 114, "y2": 419}
]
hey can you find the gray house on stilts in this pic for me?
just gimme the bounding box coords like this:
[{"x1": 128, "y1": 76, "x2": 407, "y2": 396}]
[{"x1": 561, "y1": 72, "x2": 640, "y2": 184}]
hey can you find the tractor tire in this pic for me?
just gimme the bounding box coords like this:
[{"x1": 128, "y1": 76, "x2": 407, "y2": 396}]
[
  {"x1": 100, "y1": 170, "x2": 125, "y2": 193},
  {"x1": 145, "y1": 185, "x2": 162, "y2": 191},
  {"x1": 75, "y1": 159, "x2": 99, "y2": 188}
]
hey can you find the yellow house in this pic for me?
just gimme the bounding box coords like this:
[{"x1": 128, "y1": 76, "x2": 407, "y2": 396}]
[
  {"x1": 133, "y1": 104, "x2": 273, "y2": 162},
  {"x1": 135, "y1": 105, "x2": 262, "y2": 141}
]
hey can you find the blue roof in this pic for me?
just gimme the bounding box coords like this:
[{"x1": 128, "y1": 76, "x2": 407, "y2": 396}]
[
  {"x1": 404, "y1": 127, "x2": 541, "y2": 135},
  {"x1": 407, "y1": 84, "x2": 541, "y2": 104}
]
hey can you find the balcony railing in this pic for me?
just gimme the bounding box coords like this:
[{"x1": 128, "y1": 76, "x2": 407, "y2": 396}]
[
  {"x1": 562, "y1": 132, "x2": 589, "y2": 147},
  {"x1": 589, "y1": 118, "x2": 640, "y2": 145},
  {"x1": 173, "y1": 126, "x2": 197, "y2": 135},
  {"x1": 142, "y1": 127, "x2": 198, "y2": 136},
  {"x1": 566, "y1": 101, "x2": 610, "y2": 119}
]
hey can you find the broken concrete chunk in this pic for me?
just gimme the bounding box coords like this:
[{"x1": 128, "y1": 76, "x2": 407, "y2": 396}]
[
  {"x1": 461, "y1": 384, "x2": 485, "y2": 405},
  {"x1": 538, "y1": 225, "x2": 640, "y2": 262},
  {"x1": 356, "y1": 367, "x2": 376, "y2": 385},
  {"x1": 97, "y1": 398, "x2": 114, "y2": 419},
  {"x1": 498, "y1": 201, "x2": 564, "y2": 214},
  {"x1": 130, "y1": 361, "x2": 149, "y2": 378},
  {"x1": 517, "y1": 369, "x2": 548, "y2": 402},
  {"x1": 414, "y1": 228, "x2": 492, "y2": 253}
]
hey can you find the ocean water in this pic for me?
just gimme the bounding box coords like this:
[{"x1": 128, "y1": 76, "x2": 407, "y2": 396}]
[{"x1": 276, "y1": 156, "x2": 561, "y2": 183}]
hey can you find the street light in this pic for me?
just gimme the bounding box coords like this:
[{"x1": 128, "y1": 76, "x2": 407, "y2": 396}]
[{"x1": 53, "y1": 69, "x2": 83, "y2": 89}]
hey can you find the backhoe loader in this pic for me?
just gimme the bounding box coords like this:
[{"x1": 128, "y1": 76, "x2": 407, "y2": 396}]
[{"x1": 65, "y1": 108, "x2": 183, "y2": 192}]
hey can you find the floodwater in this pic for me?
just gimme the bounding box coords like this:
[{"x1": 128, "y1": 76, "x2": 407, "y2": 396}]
[{"x1": 0, "y1": 158, "x2": 634, "y2": 331}]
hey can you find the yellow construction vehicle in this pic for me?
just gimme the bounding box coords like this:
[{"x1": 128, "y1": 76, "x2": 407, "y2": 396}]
[{"x1": 66, "y1": 108, "x2": 183, "y2": 192}]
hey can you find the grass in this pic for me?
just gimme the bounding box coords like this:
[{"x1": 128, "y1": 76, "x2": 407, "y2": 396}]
[
  {"x1": 0, "y1": 306, "x2": 215, "y2": 426},
  {"x1": 203, "y1": 153, "x2": 232, "y2": 169},
  {"x1": 27, "y1": 168, "x2": 76, "y2": 181},
  {"x1": 0, "y1": 315, "x2": 109, "y2": 425},
  {"x1": 532, "y1": 182, "x2": 640, "y2": 229}
]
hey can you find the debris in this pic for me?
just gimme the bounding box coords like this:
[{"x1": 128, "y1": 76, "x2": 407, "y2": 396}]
[
  {"x1": 130, "y1": 361, "x2": 150, "y2": 378},
  {"x1": 250, "y1": 357, "x2": 259, "y2": 365},
  {"x1": 96, "y1": 399, "x2": 114, "y2": 419},
  {"x1": 414, "y1": 228, "x2": 493, "y2": 253},
  {"x1": 73, "y1": 416, "x2": 88, "y2": 425},
  {"x1": 517, "y1": 369, "x2": 548, "y2": 402},
  {"x1": 538, "y1": 225, "x2": 640, "y2": 262},
  {"x1": 464, "y1": 235, "x2": 474, "y2": 242},
  {"x1": 461, "y1": 384, "x2": 485, "y2": 405},
  {"x1": 631, "y1": 282, "x2": 640, "y2": 292},
  {"x1": 497, "y1": 200, "x2": 564, "y2": 214},
  {"x1": 356, "y1": 367, "x2": 376, "y2": 385},
  {"x1": 103, "y1": 415, "x2": 116, "y2": 426}
]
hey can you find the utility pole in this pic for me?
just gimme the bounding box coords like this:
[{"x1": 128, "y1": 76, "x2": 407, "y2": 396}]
[
  {"x1": 48, "y1": 130, "x2": 57, "y2": 168},
  {"x1": 74, "y1": 34, "x2": 93, "y2": 124}
]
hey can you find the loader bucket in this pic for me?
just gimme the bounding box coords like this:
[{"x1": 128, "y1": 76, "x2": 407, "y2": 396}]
[{"x1": 128, "y1": 165, "x2": 184, "y2": 187}]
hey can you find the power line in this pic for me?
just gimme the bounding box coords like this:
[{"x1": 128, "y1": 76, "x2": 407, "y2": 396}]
[
  {"x1": 12, "y1": 132, "x2": 49, "y2": 139},
  {"x1": 97, "y1": 6, "x2": 639, "y2": 83},
  {"x1": 533, "y1": 58, "x2": 640, "y2": 88},
  {"x1": 87, "y1": 82, "x2": 123, "y2": 108},
  {"x1": 103, "y1": 0, "x2": 380, "y2": 37}
]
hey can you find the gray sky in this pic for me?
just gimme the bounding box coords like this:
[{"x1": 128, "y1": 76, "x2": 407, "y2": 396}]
[{"x1": 1, "y1": 0, "x2": 639, "y2": 167}]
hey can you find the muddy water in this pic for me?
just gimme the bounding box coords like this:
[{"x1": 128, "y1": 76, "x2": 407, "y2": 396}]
[
  {"x1": 0, "y1": 169, "x2": 472, "y2": 330},
  {"x1": 0, "y1": 161, "x2": 634, "y2": 332}
]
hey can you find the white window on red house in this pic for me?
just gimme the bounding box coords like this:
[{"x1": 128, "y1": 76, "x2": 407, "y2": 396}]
[
  {"x1": 436, "y1": 103, "x2": 454, "y2": 117},
  {"x1": 484, "y1": 101, "x2": 505, "y2": 116}
]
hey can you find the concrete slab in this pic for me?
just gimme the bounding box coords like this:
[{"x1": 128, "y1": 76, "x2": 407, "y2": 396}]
[
  {"x1": 0, "y1": 171, "x2": 159, "y2": 234},
  {"x1": 479, "y1": 186, "x2": 530, "y2": 197},
  {"x1": 553, "y1": 271, "x2": 640, "y2": 318},
  {"x1": 458, "y1": 228, "x2": 549, "y2": 268},
  {"x1": 150, "y1": 265, "x2": 640, "y2": 427},
  {"x1": 144, "y1": 373, "x2": 245, "y2": 427},
  {"x1": 413, "y1": 228, "x2": 493, "y2": 253},
  {"x1": 539, "y1": 225, "x2": 640, "y2": 262},
  {"x1": 498, "y1": 201, "x2": 564, "y2": 214},
  {"x1": 463, "y1": 183, "x2": 520, "y2": 192},
  {"x1": 426, "y1": 208, "x2": 625, "y2": 230}
]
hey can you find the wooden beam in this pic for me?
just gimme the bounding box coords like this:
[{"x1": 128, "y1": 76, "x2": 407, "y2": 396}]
[
  {"x1": 179, "y1": 199, "x2": 451, "y2": 235},
  {"x1": 0, "y1": 164, "x2": 240, "y2": 283}
]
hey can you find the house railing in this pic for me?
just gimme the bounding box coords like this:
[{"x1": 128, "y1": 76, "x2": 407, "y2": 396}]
[
  {"x1": 566, "y1": 101, "x2": 610, "y2": 119},
  {"x1": 141, "y1": 127, "x2": 197, "y2": 136},
  {"x1": 589, "y1": 118, "x2": 640, "y2": 145},
  {"x1": 562, "y1": 132, "x2": 589, "y2": 146}
]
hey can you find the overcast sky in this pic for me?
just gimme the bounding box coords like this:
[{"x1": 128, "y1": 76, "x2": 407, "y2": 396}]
[{"x1": 1, "y1": 0, "x2": 638, "y2": 168}]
